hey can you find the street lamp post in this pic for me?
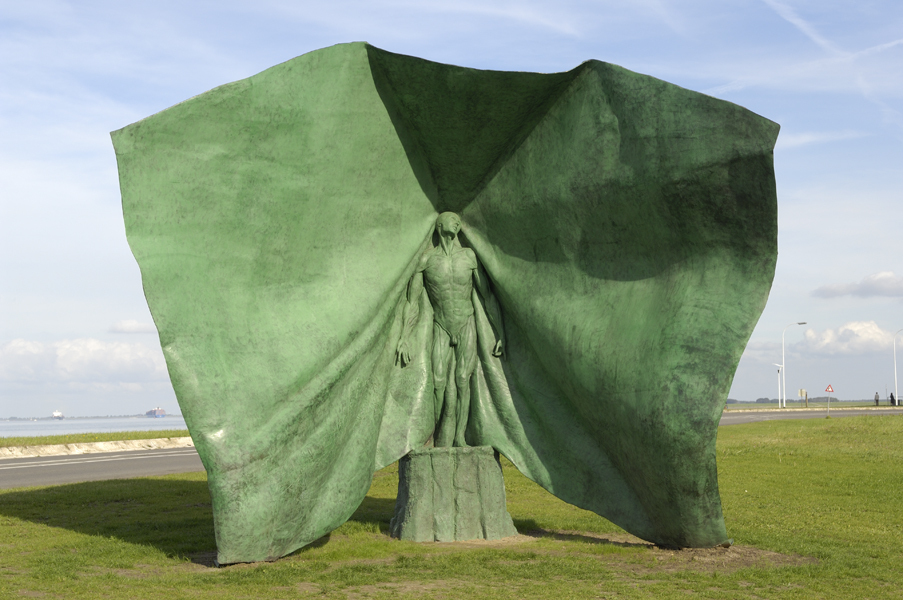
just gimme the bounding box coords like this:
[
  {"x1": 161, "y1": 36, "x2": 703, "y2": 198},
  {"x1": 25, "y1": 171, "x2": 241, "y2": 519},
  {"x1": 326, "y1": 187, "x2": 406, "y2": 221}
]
[
  {"x1": 782, "y1": 322, "x2": 807, "y2": 409},
  {"x1": 895, "y1": 329, "x2": 903, "y2": 408},
  {"x1": 773, "y1": 363, "x2": 783, "y2": 406}
]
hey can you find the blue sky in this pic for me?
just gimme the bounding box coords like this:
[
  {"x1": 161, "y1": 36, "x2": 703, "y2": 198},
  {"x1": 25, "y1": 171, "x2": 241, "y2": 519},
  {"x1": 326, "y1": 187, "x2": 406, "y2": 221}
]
[{"x1": 1, "y1": 0, "x2": 901, "y2": 417}]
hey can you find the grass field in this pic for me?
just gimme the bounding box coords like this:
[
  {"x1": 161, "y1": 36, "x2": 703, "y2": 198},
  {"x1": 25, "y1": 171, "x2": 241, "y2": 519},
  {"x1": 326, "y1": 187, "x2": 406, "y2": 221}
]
[
  {"x1": 723, "y1": 401, "x2": 894, "y2": 409},
  {"x1": 0, "y1": 416, "x2": 901, "y2": 599},
  {"x1": 0, "y1": 430, "x2": 191, "y2": 448}
]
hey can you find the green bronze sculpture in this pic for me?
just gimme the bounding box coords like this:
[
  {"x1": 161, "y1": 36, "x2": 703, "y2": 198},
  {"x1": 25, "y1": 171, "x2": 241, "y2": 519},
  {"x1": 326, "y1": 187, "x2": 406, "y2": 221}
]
[
  {"x1": 396, "y1": 211, "x2": 504, "y2": 447},
  {"x1": 111, "y1": 42, "x2": 779, "y2": 564}
]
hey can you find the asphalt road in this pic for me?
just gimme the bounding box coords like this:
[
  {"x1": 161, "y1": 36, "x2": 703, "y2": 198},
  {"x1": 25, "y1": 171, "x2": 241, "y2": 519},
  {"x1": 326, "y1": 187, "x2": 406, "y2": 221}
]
[
  {"x1": 719, "y1": 407, "x2": 903, "y2": 426},
  {"x1": 0, "y1": 447, "x2": 203, "y2": 489},
  {"x1": 3, "y1": 409, "x2": 902, "y2": 489}
]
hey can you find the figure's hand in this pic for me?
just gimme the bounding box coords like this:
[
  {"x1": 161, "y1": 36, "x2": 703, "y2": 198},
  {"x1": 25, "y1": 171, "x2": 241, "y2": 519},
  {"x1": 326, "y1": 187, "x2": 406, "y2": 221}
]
[
  {"x1": 395, "y1": 340, "x2": 412, "y2": 367},
  {"x1": 492, "y1": 340, "x2": 504, "y2": 358}
]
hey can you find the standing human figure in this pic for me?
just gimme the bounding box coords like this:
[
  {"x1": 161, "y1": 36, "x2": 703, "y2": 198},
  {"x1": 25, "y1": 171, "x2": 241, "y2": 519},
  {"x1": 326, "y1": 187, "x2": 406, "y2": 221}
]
[
  {"x1": 891, "y1": 392, "x2": 896, "y2": 407},
  {"x1": 875, "y1": 392, "x2": 880, "y2": 406},
  {"x1": 395, "y1": 212, "x2": 504, "y2": 447}
]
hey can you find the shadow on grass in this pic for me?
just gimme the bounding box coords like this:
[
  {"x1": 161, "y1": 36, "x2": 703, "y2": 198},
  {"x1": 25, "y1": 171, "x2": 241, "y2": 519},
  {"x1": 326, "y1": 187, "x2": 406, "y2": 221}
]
[
  {"x1": 0, "y1": 478, "x2": 216, "y2": 562},
  {"x1": 515, "y1": 518, "x2": 651, "y2": 548},
  {"x1": 0, "y1": 478, "x2": 399, "y2": 565},
  {"x1": 285, "y1": 497, "x2": 397, "y2": 559},
  {"x1": 6, "y1": 477, "x2": 629, "y2": 563},
  {"x1": 346, "y1": 496, "x2": 396, "y2": 533}
]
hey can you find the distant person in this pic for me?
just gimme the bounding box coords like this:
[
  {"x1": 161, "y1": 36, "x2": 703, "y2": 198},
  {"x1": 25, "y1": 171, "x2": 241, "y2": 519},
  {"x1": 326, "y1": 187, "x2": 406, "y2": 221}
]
[
  {"x1": 891, "y1": 392, "x2": 896, "y2": 407},
  {"x1": 875, "y1": 392, "x2": 880, "y2": 406}
]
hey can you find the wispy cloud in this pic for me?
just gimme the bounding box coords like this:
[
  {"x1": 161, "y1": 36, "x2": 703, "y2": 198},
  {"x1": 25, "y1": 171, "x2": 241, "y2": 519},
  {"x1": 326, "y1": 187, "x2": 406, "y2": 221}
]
[
  {"x1": 618, "y1": 0, "x2": 690, "y2": 37},
  {"x1": 387, "y1": 0, "x2": 582, "y2": 36},
  {"x1": 693, "y1": 0, "x2": 903, "y2": 134},
  {"x1": 703, "y1": 80, "x2": 749, "y2": 96},
  {"x1": 756, "y1": 0, "x2": 903, "y2": 132},
  {"x1": 775, "y1": 130, "x2": 867, "y2": 150},
  {"x1": 761, "y1": 0, "x2": 844, "y2": 56},
  {"x1": 853, "y1": 37, "x2": 903, "y2": 60},
  {"x1": 109, "y1": 320, "x2": 157, "y2": 334},
  {"x1": 259, "y1": 0, "x2": 591, "y2": 42},
  {"x1": 797, "y1": 321, "x2": 895, "y2": 355},
  {"x1": 812, "y1": 272, "x2": 903, "y2": 299},
  {"x1": 700, "y1": 40, "x2": 903, "y2": 97}
]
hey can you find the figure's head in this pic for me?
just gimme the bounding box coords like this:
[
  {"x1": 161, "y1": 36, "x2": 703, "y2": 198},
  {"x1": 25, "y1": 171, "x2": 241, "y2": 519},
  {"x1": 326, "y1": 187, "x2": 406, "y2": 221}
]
[{"x1": 435, "y1": 212, "x2": 462, "y2": 237}]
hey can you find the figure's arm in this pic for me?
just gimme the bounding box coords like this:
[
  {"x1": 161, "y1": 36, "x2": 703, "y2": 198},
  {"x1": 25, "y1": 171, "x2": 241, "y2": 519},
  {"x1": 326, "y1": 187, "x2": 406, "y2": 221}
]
[
  {"x1": 395, "y1": 270, "x2": 423, "y2": 367},
  {"x1": 473, "y1": 262, "x2": 505, "y2": 357}
]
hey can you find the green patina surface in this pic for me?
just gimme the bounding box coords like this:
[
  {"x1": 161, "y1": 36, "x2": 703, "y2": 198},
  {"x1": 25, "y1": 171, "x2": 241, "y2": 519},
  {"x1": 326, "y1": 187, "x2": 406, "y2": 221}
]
[{"x1": 111, "y1": 42, "x2": 778, "y2": 564}]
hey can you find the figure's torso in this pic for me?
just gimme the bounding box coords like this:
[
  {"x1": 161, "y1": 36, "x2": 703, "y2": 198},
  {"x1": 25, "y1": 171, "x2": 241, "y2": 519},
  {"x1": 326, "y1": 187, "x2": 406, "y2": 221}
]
[{"x1": 421, "y1": 246, "x2": 477, "y2": 335}]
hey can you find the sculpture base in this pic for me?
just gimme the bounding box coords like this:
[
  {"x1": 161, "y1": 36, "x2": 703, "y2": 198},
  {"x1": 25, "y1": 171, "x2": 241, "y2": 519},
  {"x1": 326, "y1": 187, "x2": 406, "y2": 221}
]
[{"x1": 390, "y1": 446, "x2": 518, "y2": 542}]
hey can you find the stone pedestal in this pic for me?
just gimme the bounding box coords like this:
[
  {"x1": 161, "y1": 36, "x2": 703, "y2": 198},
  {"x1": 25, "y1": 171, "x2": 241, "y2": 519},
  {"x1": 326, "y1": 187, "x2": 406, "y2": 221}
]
[{"x1": 390, "y1": 446, "x2": 518, "y2": 542}]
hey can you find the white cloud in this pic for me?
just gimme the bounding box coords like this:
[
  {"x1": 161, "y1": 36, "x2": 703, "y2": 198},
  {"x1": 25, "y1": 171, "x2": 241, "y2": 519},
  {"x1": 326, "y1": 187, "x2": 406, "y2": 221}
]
[
  {"x1": 797, "y1": 321, "x2": 894, "y2": 355},
  {"x1": 737, "y1": 339, "x2": 783, "y2": 366},
  {"x1": 812, "y1": 271, "x2": 903, "y2": 299},
  {"x1": 110, "y1": 320, "x2": 157, "y2": 334},
  {"x1": 0, "y1": 338, "x2": 168, "y2": 384}
]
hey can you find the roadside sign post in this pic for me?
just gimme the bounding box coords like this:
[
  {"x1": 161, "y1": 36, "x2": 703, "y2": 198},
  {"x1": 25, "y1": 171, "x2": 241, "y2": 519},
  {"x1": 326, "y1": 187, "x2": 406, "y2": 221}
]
[
  {"x1": 825, "y1": 384, "x2": 834, "y2": 416},
  {"x1": 799, "y1": 388, "x2": 807, "y2": 408}
]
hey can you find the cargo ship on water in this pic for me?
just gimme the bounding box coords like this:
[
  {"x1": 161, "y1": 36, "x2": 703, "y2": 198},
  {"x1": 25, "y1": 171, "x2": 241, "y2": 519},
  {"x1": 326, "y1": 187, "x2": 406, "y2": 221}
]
[
  {"x1": 145, "y1": 407, "x2": 166, "y2": 418},
  {"x1": 52, "y1": 410, "x2": 64, "y2": 420}
]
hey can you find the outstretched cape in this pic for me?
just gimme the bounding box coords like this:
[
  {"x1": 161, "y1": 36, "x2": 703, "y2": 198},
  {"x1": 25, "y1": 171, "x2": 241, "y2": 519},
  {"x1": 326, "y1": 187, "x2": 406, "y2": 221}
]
[{"x1": 111, "y1": 42, "x2": 778, "y2": 564}]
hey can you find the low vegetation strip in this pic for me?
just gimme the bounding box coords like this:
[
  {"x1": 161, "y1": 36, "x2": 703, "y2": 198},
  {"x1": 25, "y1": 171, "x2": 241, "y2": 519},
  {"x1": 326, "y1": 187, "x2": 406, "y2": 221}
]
[
  {"x1": 0, "y1": 436, "x2": 194, "y2": 459},
  {"x1": 0, "y1": 429, "x2": 191, "y2": 449},
  {"x1": 723, "y1": 404, "x2": 899, "y2": 411},
  {"x1": 0, "y1": 416, "x2": 900, "y2": 599}
]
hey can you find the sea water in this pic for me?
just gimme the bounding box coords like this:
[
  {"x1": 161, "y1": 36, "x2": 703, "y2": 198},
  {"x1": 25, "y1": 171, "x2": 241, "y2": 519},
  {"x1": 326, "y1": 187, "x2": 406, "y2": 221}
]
[{"x1": 0, "y1": 416, "x2": 188, "y2": 438}]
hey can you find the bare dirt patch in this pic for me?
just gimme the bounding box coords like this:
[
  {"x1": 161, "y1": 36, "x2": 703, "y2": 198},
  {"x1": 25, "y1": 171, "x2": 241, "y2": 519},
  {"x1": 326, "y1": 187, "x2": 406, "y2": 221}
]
[
  {"x1": 272, "y1": 583, "x2": 322, "y2": 595},
  {"x1": 88, "y1": 562, "x2": 201, "y2": 579},
  {"x1": 340, "y1": 580, "x2": 459, "y2": 600},
  {"x1": 634, "y1": 544, "x2": 815, "y2": 574},
  {"x1": 182, "y1": 529, "x2": 815, "y2": 582},
  {"x1": 109, "y1": 566, "x2": 159, "y2": 579},
  {"x1": 523, "y1": 529, "x2": 817, "y2": 574},
  {"x1": 316, "y1": 529, "x2": 815, "y2": 576},
  {"x1": 429, "y1": 533, "x2": 540, "y2": 549}
]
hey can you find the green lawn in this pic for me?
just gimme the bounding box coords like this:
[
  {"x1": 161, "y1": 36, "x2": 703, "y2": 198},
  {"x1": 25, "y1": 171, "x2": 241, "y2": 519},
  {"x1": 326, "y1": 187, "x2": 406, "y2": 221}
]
[
  {"x1": 0, "y1": 430, "x2": 191, "y2": 448},
  {"x1": 1, "y1": 416, "x2": 900, "y2": 599},
  {"x1": 724, "y1": 401, "x2": 891, "y2": 409}
]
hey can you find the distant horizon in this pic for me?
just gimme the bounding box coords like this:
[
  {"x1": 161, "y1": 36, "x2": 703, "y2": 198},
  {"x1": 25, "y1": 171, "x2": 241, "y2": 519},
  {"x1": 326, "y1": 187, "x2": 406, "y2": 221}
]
[
  {"x1": 1, "y1": 413, "x2": 184, "y2": 421},
  {"x1": 6, "y1": 395, "x2": 901, "y2": 422}
]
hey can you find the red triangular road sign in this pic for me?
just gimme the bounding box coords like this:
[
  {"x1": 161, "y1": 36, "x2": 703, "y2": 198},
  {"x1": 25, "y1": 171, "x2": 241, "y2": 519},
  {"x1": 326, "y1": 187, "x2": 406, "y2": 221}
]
[{"x1": 825, "y1": 384, "x2": 834, "y2": 393}]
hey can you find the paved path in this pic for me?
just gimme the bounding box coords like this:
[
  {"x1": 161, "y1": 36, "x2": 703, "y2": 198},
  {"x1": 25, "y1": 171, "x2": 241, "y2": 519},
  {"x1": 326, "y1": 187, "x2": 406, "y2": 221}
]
[
  {"x1": 0, "y1": 447, "x2": 203, "y2": 489},
  {"x1": 2, "y1": 409, "x2": 901, "y2": 489}
]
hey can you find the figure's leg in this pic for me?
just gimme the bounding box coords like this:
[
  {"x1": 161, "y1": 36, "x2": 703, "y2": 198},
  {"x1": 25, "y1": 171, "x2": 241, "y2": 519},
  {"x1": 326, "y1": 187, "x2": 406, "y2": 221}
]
[
  {"x1": 431, "y1": 324, "x2": 454, "y2": 447},
  {"x1": 452, "y1": 318, "x2": 479, "y2": 447},
  {"x1": 435, "y1": 355, "x2": 457, "y2": 446}
]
